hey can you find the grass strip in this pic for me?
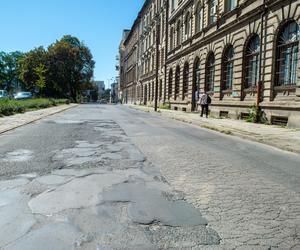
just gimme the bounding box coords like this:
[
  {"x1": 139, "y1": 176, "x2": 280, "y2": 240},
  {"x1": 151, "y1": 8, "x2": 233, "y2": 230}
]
[{"x1": 0, "y1": 98, "x2": 69, "y2": 117}]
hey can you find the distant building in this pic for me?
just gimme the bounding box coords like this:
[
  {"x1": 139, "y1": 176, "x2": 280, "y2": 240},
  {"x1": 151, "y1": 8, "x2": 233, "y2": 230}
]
[
  {"x1": 94, "y1": 81, "x2": 105, "y2": 98},
  {"x1": 111, "y1": 81, "x2": 119, "y2": 103},
  {"x1": 118, "y1": 30, "x2": 130, "y2": 103}
]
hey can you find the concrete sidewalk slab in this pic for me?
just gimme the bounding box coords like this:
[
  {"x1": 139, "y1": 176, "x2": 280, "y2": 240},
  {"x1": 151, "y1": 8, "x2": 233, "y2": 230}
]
[
  {"x1": 128, "y1": 104, "x2": 300, "y2": 154},
  {"x1": 0, "y1": 104, "x2": 78, "y2": 134}
]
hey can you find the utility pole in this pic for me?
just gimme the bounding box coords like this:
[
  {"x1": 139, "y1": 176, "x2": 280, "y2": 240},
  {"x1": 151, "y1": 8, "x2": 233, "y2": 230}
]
[{"x1": 256, "y1": 0, "x2": 266, "y2": 122}]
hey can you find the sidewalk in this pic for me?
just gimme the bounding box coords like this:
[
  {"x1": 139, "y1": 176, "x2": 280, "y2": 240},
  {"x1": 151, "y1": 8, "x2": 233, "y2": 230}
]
[
  {"x1": 0, "y1": 104, "x2": 78, "y2": 134},
  {"x1": 128, "y1": 104, "x2": 300, "y2": 154}
]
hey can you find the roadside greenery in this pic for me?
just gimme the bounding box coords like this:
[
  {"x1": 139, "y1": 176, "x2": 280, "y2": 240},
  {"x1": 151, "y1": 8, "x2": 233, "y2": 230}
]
[
  {"x1": 246, "y1": 105, "x2": 267, "y2": 124},
  {"x1": 0, "y1": 98, "x2": 69, "y2": 117},
  {"x1": 0, "y1": 35, "x2": 95, "y2": 102},
  {"x1": 159, "y1": 103, "x2": 171, "y2": 110}
]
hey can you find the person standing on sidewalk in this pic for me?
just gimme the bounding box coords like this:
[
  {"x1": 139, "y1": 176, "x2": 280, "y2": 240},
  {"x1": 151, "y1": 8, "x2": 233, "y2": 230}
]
[{"x1": 199, "y1": 92, "x2": 211, "y2": 118}]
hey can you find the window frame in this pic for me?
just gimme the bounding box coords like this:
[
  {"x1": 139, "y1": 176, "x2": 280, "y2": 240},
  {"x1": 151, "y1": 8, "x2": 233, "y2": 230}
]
[
  {"x1": 225, "y1": 0, "x2": 236, "y2": 13},
  {"x1": 175, "y1": 66, "x2": 180, "y2": 100},
  {"x1": 195, "y1": 4, "x2": 204, "y2": 34},
  {"x1": 182, "y1": 63, "x2": 189, "y2": 100},
  {"x1": 168, "y1": 69, "x2": 173, "y2": 100},
  {"x1": 208, "y1": 0, "x2": 217, "y2": 25},
  {"x1": 205, "y1": 53, "x2": 215, "y2": 92},
  {"x1": 275, "y1": 21, "x2": 299, "y2": 87},
  {"x1": 222, "y1": 45, "x2": 235, "y2": 91},
  {"x1": 244, "y1": 35, "x2": 260, "y2": 89}
]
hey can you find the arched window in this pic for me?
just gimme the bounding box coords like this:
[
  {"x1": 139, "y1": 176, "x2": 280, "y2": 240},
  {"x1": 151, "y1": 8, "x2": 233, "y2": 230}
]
[
  {"x1": 168, "y1": 69, "x2": 173, "y2": 99},
  {"x1": 275, "y1": 21, "x2": 299, "y2": 86},
  {"x1": 222, "y1": 46, "x2": 234, "y2": 90},
  {"x1": 244, "y1": 35, "x2": 260, "y2": 88},
  {"x1": 175, "y1": 66, "x2": 180, "y2": 100},
  {"x1": 195, "y1": 4, "x2": 204, "y2": 33},
  {"x1": 183, "y1": 63, "x2": 189, "y2": 100},
  {"x1": 184, "y1": 12, "x2": 191, "y2": 39},
  {"x1": 176, "y1": 20, "x2": 181, "y2": 46},
  {"x1": 206, "y1": 53, "x2": 215, "y2": 92}
]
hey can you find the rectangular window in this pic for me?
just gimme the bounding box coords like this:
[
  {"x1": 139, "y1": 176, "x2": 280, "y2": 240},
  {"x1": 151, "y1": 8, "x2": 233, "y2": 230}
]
[
  {"x1": 277, "y1": 45, "x2": 298, "y2": 86},
  {"x1": 225, "y1": 0, "x2": 236, "y2": 12},
  {"x1": 209, "y1": 0, "x2": 217, "y2": 24}
]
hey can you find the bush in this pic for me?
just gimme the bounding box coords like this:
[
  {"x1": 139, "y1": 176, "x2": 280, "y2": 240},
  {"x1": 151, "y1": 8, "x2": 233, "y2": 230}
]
[
  {"x1": 246, "y1": 105, "x2": 267, "y2": 124},
  {"x1": 0, "y1": 98, "x2": 68, "y2": 117}
]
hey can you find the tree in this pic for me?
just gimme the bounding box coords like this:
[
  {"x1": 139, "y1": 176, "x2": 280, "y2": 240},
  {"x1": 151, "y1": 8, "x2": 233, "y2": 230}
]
[
  {"x1": 18, "y1": 47, "x2": 47, "y2": 93},
  {"x1": 0, "y1": 53, "x2": 5, "y2": 89},
  {"x1": 34, "y1": 63, "x2": 47, "y2": 95},
  {"x1": 47, "y1": 35, "x2": 95, "y2": 101},
  {"x1": 0, "y1": 51, "x2": 24, "y2": 92}
]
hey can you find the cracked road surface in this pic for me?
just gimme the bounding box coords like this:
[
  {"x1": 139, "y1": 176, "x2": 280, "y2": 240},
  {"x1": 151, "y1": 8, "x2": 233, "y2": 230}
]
[
  {"x1": 0, "y1": 104, "x2": 299, "y2": 249},
  {"x1": 0, "y1": 104, "x2": 219, "y2": 250}
]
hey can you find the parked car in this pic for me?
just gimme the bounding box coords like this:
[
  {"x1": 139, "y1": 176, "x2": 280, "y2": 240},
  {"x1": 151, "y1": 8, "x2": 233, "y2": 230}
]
[
  {"x1": 0, "y1": 90, "x2": 9, "y2": 99},
  {"x1": 14, "y1": 92, "x2": 33, "y2": 100}
]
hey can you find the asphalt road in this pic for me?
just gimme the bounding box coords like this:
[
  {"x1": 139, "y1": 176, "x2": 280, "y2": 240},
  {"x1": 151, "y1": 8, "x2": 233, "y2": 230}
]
[{"x1": 0, "y1": 104, "x2": 299, "y2": 249}]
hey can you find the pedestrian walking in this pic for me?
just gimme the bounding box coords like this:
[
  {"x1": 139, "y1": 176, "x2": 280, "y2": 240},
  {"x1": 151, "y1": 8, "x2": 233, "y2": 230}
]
[{"x1": 199, "y1": 92, "x2": 211, "y2": 118}]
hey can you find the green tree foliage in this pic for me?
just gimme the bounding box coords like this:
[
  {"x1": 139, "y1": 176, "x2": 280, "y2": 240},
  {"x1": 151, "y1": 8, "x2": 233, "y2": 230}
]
[
  {"x1": 0, "y1": 54, "x2": 5, "y2": 89},
  {"x1": 34, "y1": 63, "x2": 47, "y2": 92},
  {"x1": 47, "y1": 35, "x2": 95, "y2": 101},
  {"x1": 81, "y1": 82, "x2": 99, "y2": 102},
  {"x1": 18, "y1": 47, "x2": 47, "y2": 93},
  {"x1": 17, "y1": 35, "x2": 95, "y2": 101},
  {"x1": 0, "y1": 51, "x2": 24, "y2": 92}
]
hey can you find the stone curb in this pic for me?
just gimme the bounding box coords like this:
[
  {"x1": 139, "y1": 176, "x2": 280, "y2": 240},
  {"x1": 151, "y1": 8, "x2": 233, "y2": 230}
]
[
  {"x1": 128, "y1": 105, "x2": 300, "y2": 155},
  {"x1": 0, "y1": 104, "x2": 78, "y2": 135}
]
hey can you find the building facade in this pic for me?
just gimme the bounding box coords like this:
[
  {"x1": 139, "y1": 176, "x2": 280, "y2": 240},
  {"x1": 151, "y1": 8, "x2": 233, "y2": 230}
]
[
  {"x1": 119, "y1": 0, "x2": 300, "y2": 127},
  {"x1": 119, "y1": 30, "x2": 130, "y2": 102},
  {"x1": 94, "y1": 81, "x2": 105, "y2": 97}
]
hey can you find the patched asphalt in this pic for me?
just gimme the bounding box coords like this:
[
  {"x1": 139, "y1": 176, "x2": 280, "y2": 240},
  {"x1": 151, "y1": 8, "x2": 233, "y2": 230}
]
[{"x1": 0, "y1": 104, "x2": 220, "y2": 249}]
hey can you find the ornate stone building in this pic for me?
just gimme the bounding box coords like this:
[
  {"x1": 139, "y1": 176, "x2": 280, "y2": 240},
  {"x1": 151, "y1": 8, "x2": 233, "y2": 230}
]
[
  {"x1": 119, "y1": 30, "x2": 130, "y2": 102},
  {"x1": 120, "y1": 0, "x2": 300, "y2": 127},
  {"x1": 120, "y1": 0, "x2": 167, "y2": 108}
]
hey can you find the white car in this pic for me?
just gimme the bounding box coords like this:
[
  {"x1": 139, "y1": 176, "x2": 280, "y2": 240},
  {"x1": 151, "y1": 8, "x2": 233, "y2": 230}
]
[{"x1": 14, "y1": 92, "x2": 33, "y2": 100}]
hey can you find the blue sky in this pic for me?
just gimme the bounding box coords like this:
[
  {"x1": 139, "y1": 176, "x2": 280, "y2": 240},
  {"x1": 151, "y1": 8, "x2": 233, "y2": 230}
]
[{"x1": 1, "y1": 0, "x2": 144, "y2": 88}]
